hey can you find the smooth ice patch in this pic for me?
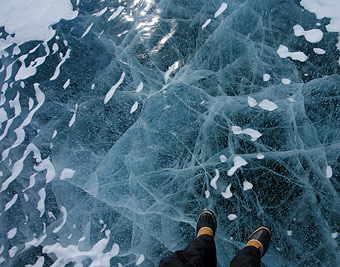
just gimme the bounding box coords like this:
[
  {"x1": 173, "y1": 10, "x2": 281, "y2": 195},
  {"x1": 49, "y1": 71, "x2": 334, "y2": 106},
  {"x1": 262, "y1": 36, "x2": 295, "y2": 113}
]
[
  {"x1": 277, "y1": 45, "x2": 308, "y2": 62},
  {"x1": 214, "y1": 3, "x2": 228, "y2": 18},
  {"x1": 258, "y1": 99, "x2": 278, "y2": 111},
  {"x1": 293, "y1": 24, "x2": 324, "y2": 43},
  {"x1": 228, "y1": 156, "x2": 248, "y2": 176}
]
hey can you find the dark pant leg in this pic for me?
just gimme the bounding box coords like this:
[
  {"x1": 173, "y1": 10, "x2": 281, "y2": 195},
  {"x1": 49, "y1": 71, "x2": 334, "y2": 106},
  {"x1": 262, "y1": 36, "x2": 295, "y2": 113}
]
[
  {"x1": 159, "y1": 235, "x2": 216, "y2": 267},
  {"x1": 230, "y1": 246, "x2": 261, "y2": 267}
]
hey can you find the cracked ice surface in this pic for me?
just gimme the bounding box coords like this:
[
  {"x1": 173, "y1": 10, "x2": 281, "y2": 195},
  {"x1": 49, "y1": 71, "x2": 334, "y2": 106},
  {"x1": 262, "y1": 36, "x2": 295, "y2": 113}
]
[{"x1": 1, "y1": 0, "x2": 340, "y2": 266}]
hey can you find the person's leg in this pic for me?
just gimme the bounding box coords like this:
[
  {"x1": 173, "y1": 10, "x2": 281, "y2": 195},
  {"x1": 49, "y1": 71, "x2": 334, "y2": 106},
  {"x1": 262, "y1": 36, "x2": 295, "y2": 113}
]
[
  {"x1": 230, "y1": 226, "x2": 271, "y2": 267},
  {"x1": 230, "y1": 246, "x2": 261, "y2": 267},
  {"x1": 159, "y1": 234, "x2": 216, "y2": 266},
  {"x1": 159, "y1": 210, "x2": 217, "y2": 267}
]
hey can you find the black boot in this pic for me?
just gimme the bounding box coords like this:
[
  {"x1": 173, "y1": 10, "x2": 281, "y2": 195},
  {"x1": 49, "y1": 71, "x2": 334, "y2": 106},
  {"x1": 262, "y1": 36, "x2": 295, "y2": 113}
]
[
  {"x1": 196, "y1": 210, "x2": 217, "y2": 238},
  {"x1": 246, "y1": 226, "x2": 271, "y2": 257}
]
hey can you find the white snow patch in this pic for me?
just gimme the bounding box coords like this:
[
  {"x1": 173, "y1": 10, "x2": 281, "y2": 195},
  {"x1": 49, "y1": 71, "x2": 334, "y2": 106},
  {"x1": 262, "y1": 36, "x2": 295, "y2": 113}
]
[
  {"x1": 300, "y1": 0, "x2": 340, "y2": 50},
  {"x1": 282, "y1": 78, "x2": 291, "y2": 84},
  {"x1": 228, "y1": 156, "x2": 248, "y2": 176},
  {"x1": 228, "y1": 214, "x2": 237, "y2": 221},
  {"x1": 34, "y1": 158, "x2": 56, "y2": 183},
  {"x1": 136, "y1": 82, "x2": 144, "y2": 93},
  {"x1": 277, "y1": 45, "x2": 308, "y2": 62},
  {"x1": 326, "y1": 165, "x2": 333, "y2": 178},
  {"x1": 332, "y1": 232, "x2": 338, "y2": 239},
  {"x1": 220, "y1": 154, "x2": 227, "y2": 162},
  {"x1": 81, "y1": 22, "x2": 94, "y2": 38},
  {"x1": 94, "y1": 7, "x2": 108, "y2": 17},
  {"x1": 108, "y1": 6, "x2": 124, "y2": 21},
  {"x1": 313, "y1": 48, "x2": 326, "y2": 54},
  {"x1": 222, "y1": 183, "x2": 233, "y2": 199},
  {"x1": 25, "y1": 256, "x2": 45, "y2": 267},
  {"x1": 104, "y1": 72, "x2": 125, "y2": 104},
  {"x1": 38, "y1": 188, "x2": 46, "y2": 217},
  {"x1": 0, "y1": 0, "x2": 78, "y2": 51},
  {"x1": 257, "y1": 153, "x2": 265, "y2": 159},
  {"x1": 214, "y1": 3, "x2": 228, "y2": 18},
  {"x1": 231, "y1": 126, "x2": 262, "y2": 141},
  {"x1": 9, "y1": 246, "x2": 18, "y2": 257},
  {"x1": 136, "y1": 254, "x2": 145, "y2": 265},
  {"x1": 287, "y1": 230, "x2": 293, "y2": 236},
  {"x1": 60, "y1": 168, "x2": 76, "y2": 180},
  {"x1": 63, "y1": 79, "x2": 70, "y2": 89},
  {"x1": 68, "y1": 104, "x2": 78, "y2": 127},
  {"x1": 247, "y1": 96, "x2": 257, "y2": 107},
  {"x1": 43, "y1": 230, "x2": 119, "y2": 267},
  {"x1": 210, "y1": 169, "x2": 220, "y2": 190},
  {"x1": 164, "y1": 61, "x2": 180, "y2": 83},
  {"x1": 5, "y1": 194, "x2": 18, "y2": 211},
  {"x1": 7, "y1": 228, "x2": 17, "y2": 239},
  {"x1": 243, "y1": 181, "x2": 253, "y2": 191},
  {"x1": 202, "y1": 19, "x2": 211, "y2": 29},
  {"x1": 263, "y1": 73, "x2": 271, "y2": 81},
  {"x1": 50, "y1": 49, "x2": 71, "y2": 81},
  {"x1": 205, "y1": 190, "x2": 210, "y2": 198},
  {"x1": 52, "y1": 206, "x2": 67, "y2": 233},
  {"x1": 293, "y1": 24, "x2": 324, "y2": 43},
  {"x1": 258, "y1": 99, "x2": 278, "y2": 111},
  {"x1": 130, "y1": 101, "x2": 139, "y2": 113}
]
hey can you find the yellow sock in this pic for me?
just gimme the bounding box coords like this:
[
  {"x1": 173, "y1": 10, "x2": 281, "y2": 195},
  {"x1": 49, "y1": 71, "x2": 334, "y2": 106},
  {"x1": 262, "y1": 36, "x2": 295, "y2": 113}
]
[
  {"x1": 246, "y1": 239, "x2": 263, "y2": 256},
  {"x1": 197, "y1": 227, "x2": 214, "y2": 238}
]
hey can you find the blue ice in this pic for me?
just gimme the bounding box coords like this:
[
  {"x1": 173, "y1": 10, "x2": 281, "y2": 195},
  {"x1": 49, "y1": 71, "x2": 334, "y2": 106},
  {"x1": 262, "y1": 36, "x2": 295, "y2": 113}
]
[{"x1": 0, "y1": 0, "x2": 340, "y2": 266}]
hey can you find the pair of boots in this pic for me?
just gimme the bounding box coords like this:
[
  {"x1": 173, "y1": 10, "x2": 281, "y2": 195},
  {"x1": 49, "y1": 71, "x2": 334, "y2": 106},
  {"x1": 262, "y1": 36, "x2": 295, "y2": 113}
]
[{"x1": 197, "y1": 210, "x2": 271, "y2": 259}]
